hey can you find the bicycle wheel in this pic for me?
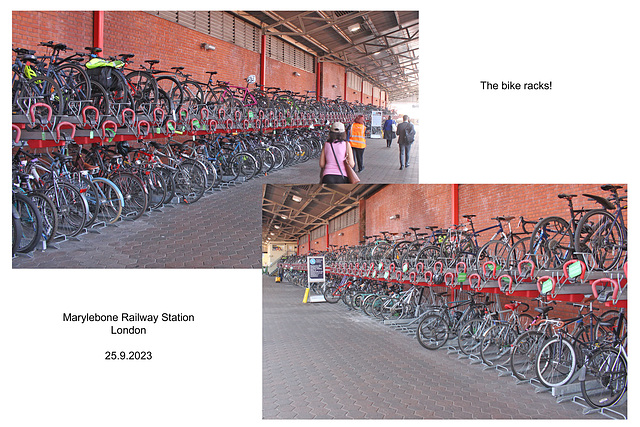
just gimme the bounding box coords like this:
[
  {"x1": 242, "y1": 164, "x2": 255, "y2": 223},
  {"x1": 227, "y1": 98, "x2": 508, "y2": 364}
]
[
  {"x1": 414, "y1": 245, "x2": 441, "y2": 269},
  {"x1": 230, "y1": 152, "x2": 258, "y2": 180},
  {"x1": 28, "y1": 190, "x2": 58, "y2": 245},
  {"x1": 323, "y1": 285, "x2": 342, "y2": 303},
  {"x1": 510, "y1": 330, "x2": 545, "y2": 381},
  {"x1": 155, "y1": 75, "x2": 184, "y2": 113},
  {"x1": 535, "y1": 336, "x2": 577, "y2": 388},
  {"x1": 143, "y1": 168, "x2": 168, "y2": 209},
  {"x1": 457, "y1": 317, "x2": 488, "y2": 356},
  {"x1": 574, "y1": 209, "x2": 626, "y2": 271},
  {"x1": 125, "y1": 70, "x2": 159, "y2": 113},
  {"x1": 92, "y1": 177, "x2": 123, "y2": 224},
  {"x1": 416, "y1": 313, "x2": 450, "y2": 350},
  {"x1": 45, "y1": 182, "x2": 87, "y2": 237},
  {"x1": 476, "y1": 239, "x2": 510, "y2": 273},
  {"x1": 529, "y1": 216, "x2": 573, "y2": 269},
  {"x1": 174, "y1": 160, "x2": 207, "y2": 204},
  {"x1": 14, "y1": 74, "x2": 65, "y2": 116},
  {"x1": 110, "y1": 172, "x2": 148, "y2": 220},
  {"x1": 506, "y1": 236, "x2": 530, "y2": 270},
  {"x1": 89, "y1": 81, "x2": 111, "y2": 115},
  {"x1": 13, "y1": 191, "x2": 44, "y2": 253},
  {"x1": 55, "y1": 62, "x2": 92, "y2": 113},
  {"x1": 12, "y1": 205, "x2": 23, "y2": 256},
  {"x1": 480, "y1": 323, "x2": 519, "y2": 366},
  {"x1": 580, "y1": 347, "x2": 627, "y2": 408}
]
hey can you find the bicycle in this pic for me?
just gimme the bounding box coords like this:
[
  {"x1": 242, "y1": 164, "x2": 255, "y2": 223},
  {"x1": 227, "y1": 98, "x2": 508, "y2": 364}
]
[
  {"x1": 579, "y1": 308, "x2": 627, "y2": 408},
  {"x1": 415, "y1": 290, "x2": 487, "y2": 350},
  {"x1": 573, "y1": 184, "x2": 627, "y2": 271}
]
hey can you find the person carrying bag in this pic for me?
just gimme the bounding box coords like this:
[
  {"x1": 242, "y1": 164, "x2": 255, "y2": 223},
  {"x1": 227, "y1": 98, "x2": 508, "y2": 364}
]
[{"x1": 320, "y1": 122, "x2": 359, "y2": 184}]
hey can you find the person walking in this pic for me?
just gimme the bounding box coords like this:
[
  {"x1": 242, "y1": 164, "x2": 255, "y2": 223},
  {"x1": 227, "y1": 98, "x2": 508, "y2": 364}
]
[
  {"x1": 319, "y1": 121, "x2": 355, "y2": 184},
  {"x1": 348, "y1": 114, "x2": 367, "y2": 172},
  {"x1": 383, "y1": 115, "x2": 396, "y2": 147},
  {"x1": 396, "y1": 115, "x2": 416, "y2": 170}
]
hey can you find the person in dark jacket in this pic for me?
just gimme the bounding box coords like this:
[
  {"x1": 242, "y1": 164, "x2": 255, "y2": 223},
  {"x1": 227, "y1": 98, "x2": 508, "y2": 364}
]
[
  {"x1": 382, "y1": 115, "x2": 396, "y2": 147},
  {"x1": 396, "y1": 115, "x2": 416, "y2": 170}
]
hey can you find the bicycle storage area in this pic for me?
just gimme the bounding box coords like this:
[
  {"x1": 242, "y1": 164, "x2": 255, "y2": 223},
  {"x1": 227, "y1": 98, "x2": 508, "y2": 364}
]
[{"x1": 276, "y1": 187, "x2": 628, "y2": 419}]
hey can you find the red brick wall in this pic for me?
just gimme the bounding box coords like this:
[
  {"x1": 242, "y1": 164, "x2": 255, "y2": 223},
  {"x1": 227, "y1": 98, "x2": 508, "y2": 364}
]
[
  {"x1": 458, "y1": 184, "x2": 628, "y2": 247},
  {"x1": 321, "y1": 62, "x2": 345, "y2": 100},
  {"x1": 266, "y1": 57, "x2": 315, "y2": 94},
  {"x1": 12, "y1": 11, "x2": 344, "y2": 100},
  {"x1": 328, "y1": 223, "x2": 360, "y2": 249},
  {"x1": 12, "y1": 11, "x2": 94, "y2": 54}
]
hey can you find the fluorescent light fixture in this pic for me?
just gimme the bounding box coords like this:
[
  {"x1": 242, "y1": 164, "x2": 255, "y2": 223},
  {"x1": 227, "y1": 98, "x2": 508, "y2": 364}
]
[
  {"x1": 348, "y1": 23, "x2": 361, "y2": 32},
  {"x1": 274, "y1": 225, "x2": 280, "y2": 229},
  {"x1": 292, "y1": 195, "x2": 303, "y2": 202}
]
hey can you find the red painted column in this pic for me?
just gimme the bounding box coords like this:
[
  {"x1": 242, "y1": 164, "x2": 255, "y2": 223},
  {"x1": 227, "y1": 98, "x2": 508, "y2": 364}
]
[
  {"x1": 93, "y1": 11, "x2": 104, "y2": 55},
  {"x1": 451, "y1": 184, "x2": 459, "y2": 226},
  {"x1": 316, "y1": 61, "x2": 322, "y2": 101},
  {"x1": 326, "y1": 224, "x2": 329, "y2": 249},
  {"x1": 260, "y1": 34, "x2": 267, "y2": 87},
  {"x1": 344, "y1": 71, "x2": 348, "y2": 101}
]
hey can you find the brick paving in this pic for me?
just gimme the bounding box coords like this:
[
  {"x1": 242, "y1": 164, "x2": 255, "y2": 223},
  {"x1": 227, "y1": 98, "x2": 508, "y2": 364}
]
[
  {"x1": 12, "y1": 181, "x2": 262, "y2": 269},
  {"x1": 263, "y1": 274, "x2": 623, "y2": 419}
]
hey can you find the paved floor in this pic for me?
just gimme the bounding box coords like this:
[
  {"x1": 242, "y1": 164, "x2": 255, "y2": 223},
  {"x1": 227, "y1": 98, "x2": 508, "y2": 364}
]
[
  {"x1": 263, "y1": 275, "x2": 623, "y2": 419},
  {"x1": 13, "y1": 132, "x2": 417, "y2": 269}
]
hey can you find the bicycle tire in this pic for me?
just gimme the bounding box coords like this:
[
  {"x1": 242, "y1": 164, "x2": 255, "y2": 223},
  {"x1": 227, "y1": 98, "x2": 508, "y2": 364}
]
[
  {"x1": 323, "y1": 285, "x2": 341, "y2": 303},
  {"x1": 54, "y1": 62, "x2": 92, "y2": 113},
  {"x1": 125, "y1": 70, "x2": 159, "y2": 113},
  {"x1": 457, "y1": 317, "x2": 488, "y2": 356},
  {"x1": 480, "y1": 323, "x2": 519, "y2": 366},
  {"x1": 109, "y1": 172, "x2": 148, "y2": 220},
  {"x1": 89, "y1": 80, "x2": 111, "y2": 115},
  {"x1": 44, "y1": 181, "x2": 87, "y2": 237},
  {"x1": 92, "y1": 177, "x2": 124, "y2": 224},
  {"x1": 12, "y1": 205, "x2": 23, "y2": 256},
  {"x1": 174, "y1": 159, "x2": 207, "y2": 204},
  {"x1": 142, "y1": 168, "x2": 168, "y2": 210},
  {"x1": 510, "y1": 330, "x2": 545, "y2": 381},
  {"x1": 580, "y1": 346, "x2": 627, "y2": 408},
  {"x1": 230, "y1": 152, "x2": 258, "y2": 180},
  {"x1": 574, "y1": 209, "x2": 626, "y2": 271},
  {"x1": 476, "y1": 239, "x2": 511, "y2": 273},
  {"x1": 416, "y1": 313, "x2": 450, "y2": 350},
  {"x1": 529, "y1": 216, "x2": 573, "y2": 269},
  {"x1": 155, "y1": 75, "x2": 184, "y2": 113},
  {"x1": 14, "y1": 73, "x2": 65, "y2": 117},
  {"x1": 13, "y1": 191, "x2": 44, "y2": 253},
  {"x1": 28, "y1": 190, "x2": 58, "y2": 244},
  {"x1": 535, "y1": 336, "x2": 577, "y2": 388}
]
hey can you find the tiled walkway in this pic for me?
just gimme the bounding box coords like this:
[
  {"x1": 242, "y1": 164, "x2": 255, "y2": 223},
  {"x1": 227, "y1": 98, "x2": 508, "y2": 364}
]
[{"x1": 263, "y1": 275, "x2": 623, "y2": 419}]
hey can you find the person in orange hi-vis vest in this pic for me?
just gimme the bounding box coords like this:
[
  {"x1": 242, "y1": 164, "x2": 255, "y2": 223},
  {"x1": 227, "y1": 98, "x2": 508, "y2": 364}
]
[{"x1": 349, "y1": 115, "x2": 367, "y2": 172}]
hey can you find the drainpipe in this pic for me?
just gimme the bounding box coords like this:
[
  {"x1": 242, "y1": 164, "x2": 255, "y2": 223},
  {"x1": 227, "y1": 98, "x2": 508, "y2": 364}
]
[{"x1": 93, "y1": 11, "x2": 104, "y2": 55}]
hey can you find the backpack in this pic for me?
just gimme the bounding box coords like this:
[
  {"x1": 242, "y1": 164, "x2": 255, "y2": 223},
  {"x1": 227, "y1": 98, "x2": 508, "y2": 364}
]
[
  {"x1": 85, "y1": 58, "x2": 124, "y2": 91},
  {"x1": 400, "y1": 123, "x2": 415, "y2": 143}
]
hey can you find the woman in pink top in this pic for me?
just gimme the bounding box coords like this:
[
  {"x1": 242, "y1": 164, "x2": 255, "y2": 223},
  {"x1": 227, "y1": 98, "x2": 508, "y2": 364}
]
[{"x1": 319, "y1": 122, "x2": 356, "y2": 184}]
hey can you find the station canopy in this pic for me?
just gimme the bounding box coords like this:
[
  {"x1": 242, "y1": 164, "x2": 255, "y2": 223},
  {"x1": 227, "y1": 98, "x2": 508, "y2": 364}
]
[
  {"x1": 262, "y1": 184, "x2": 385, "y2": 243},
  {"x1": 234, "y1": 11, "x2": 419, "y2": 101}
]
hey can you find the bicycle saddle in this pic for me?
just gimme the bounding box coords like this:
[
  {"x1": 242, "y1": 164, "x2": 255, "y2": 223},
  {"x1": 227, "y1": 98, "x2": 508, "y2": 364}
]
[
  {"x1": 558, "y1": 193, "x2": 577, "y2": 200},
  {"x1": 602, "y1": 184, "x2": 623, "y2": 191},
  {"x1": 462, "y1": 214, "x2": 476, "y2": 219}
]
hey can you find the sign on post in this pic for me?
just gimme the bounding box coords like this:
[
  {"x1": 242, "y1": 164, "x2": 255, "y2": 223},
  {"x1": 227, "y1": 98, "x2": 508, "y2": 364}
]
[
  {"x1": 370, "y1": 111, "x2": 382, "y2": 138},
  {"x1": 303, "y1": 255, "x2": 326, "y2": 303}
]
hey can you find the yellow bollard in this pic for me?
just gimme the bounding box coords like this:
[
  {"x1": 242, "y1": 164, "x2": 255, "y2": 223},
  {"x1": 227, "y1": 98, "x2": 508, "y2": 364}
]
[{"x1": 303, "y1": 287, "x2": 310, "y2": 303}]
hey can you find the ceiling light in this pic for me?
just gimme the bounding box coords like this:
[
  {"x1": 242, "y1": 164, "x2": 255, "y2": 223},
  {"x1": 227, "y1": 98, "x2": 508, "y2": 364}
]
[
  {"x1": 274, "y1": 225, "x2": 280, "y2": 229},
  {"x1": 291, "y1": 195, "x2": 303, "y2": 202},
  {"x1": 348, "y1": 23, "x2": 361, "y2": 32},
  {"x1": 281, "y1": 215, "x2": 288, "y2": 219}
]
